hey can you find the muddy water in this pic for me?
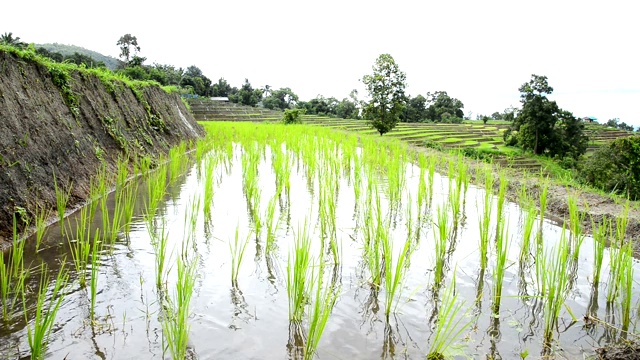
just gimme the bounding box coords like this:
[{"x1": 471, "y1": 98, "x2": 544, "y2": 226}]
[{"x1": 1, "y1": 143, "x2": 639, "y2": 360}]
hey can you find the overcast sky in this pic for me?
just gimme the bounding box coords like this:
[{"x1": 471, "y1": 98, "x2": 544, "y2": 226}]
[{"x1": 4, "y1": 0, "x2": 639, "y2": 125}]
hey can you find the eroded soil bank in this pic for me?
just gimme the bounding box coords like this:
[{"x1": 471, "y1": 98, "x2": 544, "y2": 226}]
[{"x1": 0, "y1": 49, "x2": 204, "y2": 247}]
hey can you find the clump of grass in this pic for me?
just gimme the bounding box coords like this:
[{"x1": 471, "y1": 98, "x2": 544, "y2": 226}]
[
  {"x1": 24, "y1": 265, "x2": 69, "y2": 360},
  {"x1": 89, "y1": 232, "x2": 102, "y2": 321},
  {"x1": 492, "y1": 219, "x2": 509, "y2": 316},
  {"x1": 591, "y1": 218, "x2": 608, "y2": 286},
  {"x1": 69, "y1": 206, "x2": 92, "y2": 288},
  {"x1": 304, "y1": 254, "x2": 339, "y2": 360}
]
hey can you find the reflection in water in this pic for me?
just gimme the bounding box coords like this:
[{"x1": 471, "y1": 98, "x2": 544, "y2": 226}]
[
  {"x1": 286, "y1": 321, "x2": 305, "y2": 359},
  {"x1": 229, "y1": 286, "x2": 253, "y2": 327}
]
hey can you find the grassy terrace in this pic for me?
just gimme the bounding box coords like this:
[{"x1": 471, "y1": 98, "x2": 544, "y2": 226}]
[{"x1": 188, "y1": 99, "x2": 636, "y2": 174}]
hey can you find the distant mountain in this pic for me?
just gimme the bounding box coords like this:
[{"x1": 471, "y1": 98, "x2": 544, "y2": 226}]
[{"x1": 36, "y1": 43, "x2": 121, "y2": 70}]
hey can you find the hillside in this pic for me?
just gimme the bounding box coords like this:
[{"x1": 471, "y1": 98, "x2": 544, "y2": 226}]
[
  {"x1": 0, "y1": 46, "x2": 204, "y2": 247},
  {"x1": 36, "y1": 43, "x2": 121, "y2": 70}
]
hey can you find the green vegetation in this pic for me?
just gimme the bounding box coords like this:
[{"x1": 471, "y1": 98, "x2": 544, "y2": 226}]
[{"x1": 362, "y1": 53, "x2": 407, "y2": 135}]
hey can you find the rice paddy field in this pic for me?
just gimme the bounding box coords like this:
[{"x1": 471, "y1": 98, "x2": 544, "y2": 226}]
[{"x1": 1, "y1": 122, "x2": 639, "y2": 359}]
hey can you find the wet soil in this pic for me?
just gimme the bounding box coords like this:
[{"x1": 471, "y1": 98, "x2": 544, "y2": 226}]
[{"x1": 596, "y1": 341, "x2": 640, "y2": 360}]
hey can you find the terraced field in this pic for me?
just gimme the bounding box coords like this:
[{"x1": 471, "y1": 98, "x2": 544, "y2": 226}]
[{"x1": 188, "y1": 98, "x2": 636, "y2": 174}]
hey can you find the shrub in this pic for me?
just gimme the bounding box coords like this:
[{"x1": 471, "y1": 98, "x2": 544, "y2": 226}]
[
  {"x1": 281, "y1": 108, "x2": 305, "y2": 125},
  {"x1": 579, "y1": 136, "x2": 640, "y2": 199}
]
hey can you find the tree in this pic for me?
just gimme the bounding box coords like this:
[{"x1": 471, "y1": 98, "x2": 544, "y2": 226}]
[
  {"x1": 361, "y1": 54, "x2": 407, "y2": 135},
  {"x1": 424, "y1": 91, "x2": 464, "y2": 122},
  {"x1": 580, "y1": 136, "x2": 640, "y2": 199},
  {"x1": 117, "y1": 34, "x2": 141, "y2": 66},
  {"x1": 505, "y1": 74, "x2": 587, "y2": 159},
  {"x1": 180, "y1": 65, "x2": 212, "y2": 96},
  {"x1": 229, "y1": 79, "x2": 262, "y2": 106},
  {"x1": 212, "y1": 78, "x2": 233, "y2": 97},
  {"x1": 401, "y1": 95, "x2": 428, "y2": 122},
  {"x1": 0, "y1": 32, "x2": 26, "y2": 48},
  {"x1": 263, "y1": 88, "x2": 299, "y2": 110}
]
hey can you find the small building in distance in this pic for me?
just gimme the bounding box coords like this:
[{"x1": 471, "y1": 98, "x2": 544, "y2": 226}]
[
  {"x1": 582, "y1": 116, "x2": 597, "y2": 123},
  {"x1": 210, "y1": 97, "x2": 229, "y2": 102}
]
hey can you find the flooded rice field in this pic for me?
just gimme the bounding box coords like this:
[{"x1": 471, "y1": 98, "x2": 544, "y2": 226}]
[{"x1": 1, "y1": 122, "x2": 638, "y2": 359}]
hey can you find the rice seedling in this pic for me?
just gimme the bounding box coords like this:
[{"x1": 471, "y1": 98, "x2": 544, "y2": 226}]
[
  {"x1": 492, "y1": 219, "x2": 509, "y2": 316},
  {"x1": 149, "y1": 219, "x2": 171, "y2": 290},
  {"x1": 161, "y1": 251, "x2": 198, "y2": 360},
  {"x1": 34, "y1": 204, "x2": 51, "y2": 252},
  {"x1": 619, "y1": 245, "x2": 634, "y2": 332},
  {"x1": 287, "y1": 221, "x2": 314, "y2": 322},
  {"x1": 89, "y1": 232, "x2": 102, "y2": 322},
  {"x1": 145, "y1": 163, "x2": 167, "y2": 220},
  {"x1": 567, "y1": 195, "x2": 585, "y2": 258},
  {"x1": 433, "y1": 205, "x2": 450, "y2": 288},
  {"x1": 69, "y1": 206, "x2": 92, "y2": 288},
  {"x1": 303, "y1": 253, "x2": 339, "y2": 360},
  {"x1": 591, "y1": 218, "x2": 608, "y2": 286},
  {"x1": 382, "y1": 225, "x2": 412, "y2": 319},
  {"x1": 229, "y1": 225, "x2": 250, "y2": 287},
  {"x1": 0, "y1": 225, "x2": 28, "y2": 322},
  {"x1": 202, "y1": 154, "x2": 216, "y2": 220},
  {"x1": 427, "y1": 272, "x2": 474, "y2": 360},
  {"x1": 53, "y1": 173, "x2": 72, "y2": 234},
  {"x1": 24, "y1": 265, "x2": 69, "y2": 360},
  {"x1": 541, "y1": 227, "x2": 571, "y2": 347},
  {"x1": 364, "y1": 192, "x2": 385, "y2": 288},
  {"x1": 538, "y1": 180, "x2": 549, "y2": 233},
  {"x1": 520, "y1": 205, "x2": 537, "y2": 262},
  {"x1": 264, "y1": 195, "x2": 279, "y2": 253},
  {"x1": 117, "y1": 182, "x2": 138, "y2": 236},
  {"x1": 495, "y1": 172, "x2": 508, "y2": 234}
]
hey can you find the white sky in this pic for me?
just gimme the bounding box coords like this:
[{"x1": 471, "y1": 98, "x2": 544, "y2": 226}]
[{"x1": 3, "y1": 0, "x2": 639, "y2": 125}]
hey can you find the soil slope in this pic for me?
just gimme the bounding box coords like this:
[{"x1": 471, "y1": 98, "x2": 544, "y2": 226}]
[{"x1": 0, "y1": 49, "x2": 204, "y2": 248}]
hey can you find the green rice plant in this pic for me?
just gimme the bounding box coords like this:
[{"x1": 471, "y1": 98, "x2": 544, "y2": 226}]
[
  {"x1": 168, "y1": 141, "x2": 187, "y2": 185},
  {"x1": 495, "y1": 172, "x2": 508, "y2": 234},
  {"x1": 229, "y1": 225, "x2": 250, "y2": 287},
  {"x1": 24, "y1": 265, "x2": 68, "y2": 360},
  {"x1": 520, "y1": 205, "x2": 538, "y2": 262},
  {"x1": 364, "y1": 192, "x2": 385, "y2": 288},
  {"x1": 303, "y1": 255, "x2": 339, "y2": 360},
  {"x1": 137, "y1": 155, "x2": 153, "y2": 178},
  {"x1": 538, "y1": 180, "x2": 549, "y2": 235},
  {"x1": 382, "y1": 226, "x2": 412, "y2": 319},
  {"x1": 620, "y1": 245, "x2": 634, "y2": 332},
  {"x1": 541, "y1": 227, "x2": 571, "y2": 346},
  {"x1": 567, "y1": 195, "x2": 586, "y2": 259},
  {"x1": 53, "y1": 173, "x2": 72, "y2": 234},
  {"x1": 264, "y1": 195, "x2": 279, "y2": 253},
  {"x1": 203, "y1": 154, "x2": 216, "y2": 220},
  {"x1": 427, "y1": 272, "x2": 474, "y2": 360},
  {"x1": 161, "y1": 252, "x2": 198, "y2": 360},
  {"x1": 287, "y1": 221, "x2": 314, "y2": 322},
  {"x1": 433, "y1": 205, "x2": 450, "y2": 288},
  {"x1": 149, "y1": 219, "x2": 171, "y2": 290},
  {"x1": 118, "y1": 182, "x2": 138, "y2": 235},
  {"x1": 69, "y1": 207, "x2": 92, "y2": 288},
  {"x1": 0, "y1": 227, "x2": 28, "y2": 322},
  {"x1": 88, "y1": 164, "x2": 108, "y2": 222},
  {"x1": 89, "y1": 232, "x2": 102, "y2": 322},
  {"x1": 591, "y1": 218, "x2": 608, "y2": 286},
  {"x1": 34, "y1": 204, "x2": 51, "y2": 252},
  {"x1": 145, "y1": 163, "x2": 167, "y2": 220},
  {"x1": 492, "y1": 219, "x2": 509, "y2": 316},
  {"x1": 417, "y1": 152, "x2": 428, "y2": 215}
]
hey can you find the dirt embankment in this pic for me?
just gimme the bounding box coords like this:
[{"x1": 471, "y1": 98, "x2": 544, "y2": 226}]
[{"x1": 0, "y1": 49, "x2": 205, "y2": 248}]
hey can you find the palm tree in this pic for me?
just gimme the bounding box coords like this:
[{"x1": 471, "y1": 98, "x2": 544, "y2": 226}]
[{"x1": 0, "y1": 32, "x2": 26, "y2": 48}]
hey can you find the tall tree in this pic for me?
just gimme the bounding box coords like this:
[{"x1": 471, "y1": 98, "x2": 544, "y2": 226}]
[
  {"x1": 362, "y1": 54, "x2": 407, "y2": 135},
  {"x1": 505, "y1": 74, "x2": 587, "y2": 159},
  {"x1": 117, "y1": 34, "x2": 141, "y2": 66},
  {"x1": 402, "y1": 94, "x2": 428, "y2": 122}
]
